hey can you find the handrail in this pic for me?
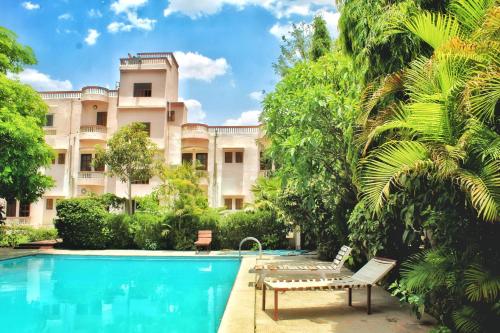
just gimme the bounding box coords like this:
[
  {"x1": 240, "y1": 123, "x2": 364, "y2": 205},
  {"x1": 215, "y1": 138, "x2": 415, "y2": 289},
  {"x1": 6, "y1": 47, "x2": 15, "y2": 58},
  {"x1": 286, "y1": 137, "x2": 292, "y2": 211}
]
[{"x1": 239, "y1": 237, "x2": 262, "y2": 260}]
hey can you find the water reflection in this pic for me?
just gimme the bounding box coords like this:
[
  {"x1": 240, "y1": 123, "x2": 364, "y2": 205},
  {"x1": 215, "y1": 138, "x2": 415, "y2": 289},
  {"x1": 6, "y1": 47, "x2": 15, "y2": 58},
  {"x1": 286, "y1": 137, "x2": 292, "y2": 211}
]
[{"x1": 0, "y1": 256, "x2": 239, "y2": 333}]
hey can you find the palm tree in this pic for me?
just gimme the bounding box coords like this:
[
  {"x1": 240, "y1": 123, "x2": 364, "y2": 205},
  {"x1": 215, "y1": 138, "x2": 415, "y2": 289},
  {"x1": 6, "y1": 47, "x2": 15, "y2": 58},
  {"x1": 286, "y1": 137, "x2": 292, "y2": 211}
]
[{"x1": 358, "y1": 0, "x2": 499, "y2": 222}]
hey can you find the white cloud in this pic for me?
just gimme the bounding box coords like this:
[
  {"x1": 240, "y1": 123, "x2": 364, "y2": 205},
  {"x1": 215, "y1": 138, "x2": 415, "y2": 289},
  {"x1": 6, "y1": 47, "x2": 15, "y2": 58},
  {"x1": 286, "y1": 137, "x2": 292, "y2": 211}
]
[
  {"x1": 22, "y1": 2, "x2": 39, "y2": 10},
  {"x1": 58, "y1": 13, "x2": 72, "y2": 20},
  {"x1": 9, "y1": 69, "x2": 73, "y2": 91},
  {"x1": 84, "y1": 29, "x2": 100, "y2": 46},
  {"x1": 111, "y1": 0, "x2": 148, "y2": 14},
  {"x1": 88, "y1": 9, "x2": 103, "y2": 18},
  {"x1": 163, "y1": 0, "x2": 333, "y2": 19},
  {"x1": 269, "y1": 22, "x2": 293, "y2": 39},
  {"x1": 181, "y1": 98, "x2": 207, "y2": 123},
  {"x1": 174, "y1": 51, "x2": 229, "y2": 82},
  {"x1": 224, "y1": 110, "x2": 261, "y2": 126},
  {"x1": 318, "y1": 10, "x2": 340, "y2": 38},
  {"x1": 249, "y1": 90, "x2": 264, "y2": 102},
  {"x1": 108, "y1": 0, "x2": 156, "y2": 33}
]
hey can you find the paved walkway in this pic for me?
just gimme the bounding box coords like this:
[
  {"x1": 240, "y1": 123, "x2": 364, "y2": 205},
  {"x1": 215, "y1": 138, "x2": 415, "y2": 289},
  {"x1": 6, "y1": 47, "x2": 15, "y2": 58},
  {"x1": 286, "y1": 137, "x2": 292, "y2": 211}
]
[{"x1": 253, "y1": 255, "x2": 436, "y2": 333}]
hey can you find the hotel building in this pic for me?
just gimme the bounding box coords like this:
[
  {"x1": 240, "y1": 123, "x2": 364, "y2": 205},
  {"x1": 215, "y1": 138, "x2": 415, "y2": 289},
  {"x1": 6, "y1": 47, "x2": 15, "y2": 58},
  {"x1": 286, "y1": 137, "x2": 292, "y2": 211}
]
[{"x1": 4, "y1": 52, "x2": 269, "y2": 226}]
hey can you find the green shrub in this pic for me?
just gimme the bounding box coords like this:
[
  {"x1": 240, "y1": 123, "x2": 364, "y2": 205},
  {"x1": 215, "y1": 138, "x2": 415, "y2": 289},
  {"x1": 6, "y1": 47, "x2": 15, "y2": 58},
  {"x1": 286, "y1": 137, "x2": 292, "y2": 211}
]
[
  {"x1": 106, "y1": 214, "x2": 135, "y2": 249},
  {"x1": 218, "y1": 209, "x2": 290, "y2": 250},
  {"x1": 55, "y1": 198, "x2": 109, "y2": 249},
  {"x1": 130, "y1": 213, "x2": 169, "y2": 250},
  {"x1": 0, "y1": 225, "x2": 58, "y2": 247}
]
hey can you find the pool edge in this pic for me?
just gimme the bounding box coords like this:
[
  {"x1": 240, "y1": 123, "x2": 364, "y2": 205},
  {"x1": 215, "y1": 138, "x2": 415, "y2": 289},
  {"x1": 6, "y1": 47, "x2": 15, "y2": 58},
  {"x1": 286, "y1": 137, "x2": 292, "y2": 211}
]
[{"x1": 218, "y1": 256, "x2": 256, "y2": 333}]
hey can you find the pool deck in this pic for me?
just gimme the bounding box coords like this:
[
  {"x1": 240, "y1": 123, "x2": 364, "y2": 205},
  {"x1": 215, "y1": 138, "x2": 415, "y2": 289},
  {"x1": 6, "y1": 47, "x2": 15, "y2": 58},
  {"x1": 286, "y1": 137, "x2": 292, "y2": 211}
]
[{"x1": 0, "y1": 248, "x2": 437, "y2": 333}]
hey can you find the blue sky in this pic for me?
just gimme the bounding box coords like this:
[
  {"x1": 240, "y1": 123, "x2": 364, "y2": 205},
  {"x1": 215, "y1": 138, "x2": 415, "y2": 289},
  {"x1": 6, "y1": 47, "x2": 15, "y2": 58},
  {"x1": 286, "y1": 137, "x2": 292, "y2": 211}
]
[{"x1": 2, "y1": 0, "x2": 338, "y2": 125}]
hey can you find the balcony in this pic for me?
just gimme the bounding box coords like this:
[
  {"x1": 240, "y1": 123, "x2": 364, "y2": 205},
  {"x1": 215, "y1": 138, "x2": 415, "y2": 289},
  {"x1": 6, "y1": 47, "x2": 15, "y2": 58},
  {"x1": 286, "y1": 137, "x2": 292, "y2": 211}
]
[
  {"x1": 182, "y1": 123, "x2": 209, "y2": 140},
  {"x1": 80, "y1": 125, "x2": 107, "y2": 141},
  {"x1": 119, "y1": 53, "x2": 176, "y2": 70},
  {"x1": 81, "y1": 86, "x2": 109, "y2": 103},
  {"x1": 44, "y1": 128, "x2": 57, "y2": 136},
  {"x1": 77, "y1": 171, "x2": 105, "y2": 186}
]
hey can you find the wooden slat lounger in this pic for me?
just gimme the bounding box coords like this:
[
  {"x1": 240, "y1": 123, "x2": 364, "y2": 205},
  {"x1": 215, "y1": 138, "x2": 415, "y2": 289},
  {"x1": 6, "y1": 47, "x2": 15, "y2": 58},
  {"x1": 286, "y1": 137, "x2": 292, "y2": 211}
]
[
  {"x1": 262, "y1": 257, "x2": 397, "y2": 320},
  {"x1": 254, "y1": 246, "x2": 352, "y2": 286}
]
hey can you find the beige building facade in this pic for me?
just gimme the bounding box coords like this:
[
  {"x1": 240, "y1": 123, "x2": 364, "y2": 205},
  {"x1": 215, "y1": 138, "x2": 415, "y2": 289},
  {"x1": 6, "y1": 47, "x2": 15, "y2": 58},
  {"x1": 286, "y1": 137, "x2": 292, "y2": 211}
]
[{"x1": 4, "y1": 52, "x2": 268, "y2": 227}]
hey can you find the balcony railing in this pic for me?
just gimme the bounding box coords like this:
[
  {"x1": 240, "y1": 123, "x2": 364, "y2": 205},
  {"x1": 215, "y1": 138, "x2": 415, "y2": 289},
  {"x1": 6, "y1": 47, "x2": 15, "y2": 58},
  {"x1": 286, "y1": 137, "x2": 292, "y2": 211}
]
[
  {"x1": 5, "y1": 217, "x2": 31, "y2": 225},
  {"x1": 39, "y1": 91, "x2": 81, "y2": 99},
  {"x1": 182, "y1": 123, "x2": 209, "y2": 140},
  {"x1": 80, "y1": 125, "x2": 107, "y2": 133},
  {"x1": 79, "y1": 125, "x2": 107, "y2": 141},
  {"x1": 208, "y1": 126, "x2": 260, "y2": 135},
  {"x1": 77, "y1": 171, "x2": 105, "y2": 186},
  {"x1": 82, "y1": 86, "x2": 109, "y2": 96}
]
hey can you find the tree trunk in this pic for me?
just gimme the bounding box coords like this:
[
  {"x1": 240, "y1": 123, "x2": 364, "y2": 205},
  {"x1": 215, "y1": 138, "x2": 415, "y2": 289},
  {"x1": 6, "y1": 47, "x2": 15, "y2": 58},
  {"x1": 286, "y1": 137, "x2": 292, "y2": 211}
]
[{"x1": 127, "y1": 178, "x2": 132, "y2": 215}]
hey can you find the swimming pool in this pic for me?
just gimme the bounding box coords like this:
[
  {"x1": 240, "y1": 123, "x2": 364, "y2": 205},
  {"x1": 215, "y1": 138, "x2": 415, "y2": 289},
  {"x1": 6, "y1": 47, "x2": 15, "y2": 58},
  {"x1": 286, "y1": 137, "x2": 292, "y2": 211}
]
[{"x1": 0, "y1": 255, "x2": 240, "y2": 333}]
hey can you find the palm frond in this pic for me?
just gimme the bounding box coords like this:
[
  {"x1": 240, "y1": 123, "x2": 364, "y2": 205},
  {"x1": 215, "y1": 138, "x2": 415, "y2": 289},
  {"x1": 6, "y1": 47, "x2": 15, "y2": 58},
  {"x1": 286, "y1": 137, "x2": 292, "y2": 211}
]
[
  {"x1": 452, "y1": 306, "x2": 482, "y2": 333},
  {"x1": 404, "y1": 56, "x2": 439, "y2": 103},
  {"x1": 403, "y1": 12, "x2": 462, "y2": 50},
  {"x1": 463, "y1": 69, "x2": 500, "y2": 123},
  {"x1": 359, "y1": 71, "x2": 404, "y2": 126},
  {"x1": 449, "y1": 0, "x2": 496, "y2": 33},
  {"x1": 471, "y1": 5, "x2": 500, "y2": 41},
  {"x1": 406, "y1": 102, "x2": 454, "y2": 143},
  {"x1": 464, "y1": 264, "x2": 500, "y2": 303},
  {"x1": 455, "y1": 160, "x2": 500, "y2": 222},
  {"x1": 360, "y1": 140, "x2": 432, "y2": 212}
]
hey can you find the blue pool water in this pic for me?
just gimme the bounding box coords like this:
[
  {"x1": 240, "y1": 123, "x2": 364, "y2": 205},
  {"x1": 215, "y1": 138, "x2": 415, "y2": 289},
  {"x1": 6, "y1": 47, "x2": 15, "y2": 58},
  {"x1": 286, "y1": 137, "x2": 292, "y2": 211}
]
[{"x1": 0, "y1": 255, "x2": 240, "y2": 333}]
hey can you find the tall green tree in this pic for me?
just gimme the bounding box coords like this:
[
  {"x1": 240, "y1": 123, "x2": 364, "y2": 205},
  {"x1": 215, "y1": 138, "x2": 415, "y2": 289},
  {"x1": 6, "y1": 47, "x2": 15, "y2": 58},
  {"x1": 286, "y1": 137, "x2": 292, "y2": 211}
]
[
  {"x1": 310, "y1": 16, "x2": 332, "y2": 60},
  {"x1": 94, "y1": 122, "x2": 159, "y2": 214},
  {"x1": 273, "y1": 22, "x2": 313, "y2": 77},
  {"x1": 0, "y1": 26, "x2": 54, "y2": 203},
  {"x1": 262, "y1": 51, "x2": 361, "y2": 258}
]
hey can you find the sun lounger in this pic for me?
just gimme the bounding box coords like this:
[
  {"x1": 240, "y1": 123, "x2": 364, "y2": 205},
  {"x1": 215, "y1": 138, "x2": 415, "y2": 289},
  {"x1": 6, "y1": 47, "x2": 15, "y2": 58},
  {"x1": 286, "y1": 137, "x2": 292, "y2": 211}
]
[
  {"x1": 262, "y1": 257, "x2": 397, "y2": 320},
  {"x1": 254, "y1": 246, "x2": 352, "y2": 286}
]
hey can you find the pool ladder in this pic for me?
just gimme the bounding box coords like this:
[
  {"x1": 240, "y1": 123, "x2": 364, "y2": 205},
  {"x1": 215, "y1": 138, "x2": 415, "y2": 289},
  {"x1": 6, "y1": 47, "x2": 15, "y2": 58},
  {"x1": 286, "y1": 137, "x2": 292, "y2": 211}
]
[{"x1": 238, "y1": 237, "x2": 262, "y2": 259}]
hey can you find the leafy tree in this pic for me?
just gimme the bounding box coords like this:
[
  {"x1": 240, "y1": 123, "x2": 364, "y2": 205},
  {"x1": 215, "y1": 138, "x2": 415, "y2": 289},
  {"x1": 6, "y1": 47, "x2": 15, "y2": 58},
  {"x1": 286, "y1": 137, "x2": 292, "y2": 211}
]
[
  {"x1": 94, "y1": 122, "x2": 158, "y2": 214},
  {"x1": 358, "y1": 0, "x2": 500, "y2": 222},
  {"x1": 336, "y1": 0, "x2": 445, "y2": 82},
  {"x1": 310, "y1": 16, "x2": 332, "y2": 60},
  {"x1": 262, "y1": 51, "x2": 361, "y2": 258},
  {"x1": 0, "y1": 27, "x2": 36, "y2": 74},
  {"x1": 0, "y1": 27, "x2": 54, "y2": 203},
  {"x1": 153, "y1": 163, "x2": 208, "y2": 214},
  {"x1": 273, "y1": 22, "x2": 313, "y2": 77}
]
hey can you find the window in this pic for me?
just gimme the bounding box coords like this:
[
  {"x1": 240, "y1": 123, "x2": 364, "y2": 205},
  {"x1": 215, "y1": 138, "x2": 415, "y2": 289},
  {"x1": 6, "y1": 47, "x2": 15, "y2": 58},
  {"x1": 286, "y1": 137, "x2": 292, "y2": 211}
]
[
  {"x1": 51, "y1": 157, "x2": 56, "y2": 165},
  {"x1": 19, "y1": 202, "x2": 30, "y2": 217},
  {"x1": 196, "y1": 153, "x2": 208, "y2": 170},
  {"x1": 224, "y1": 152, "x2": 233, "y2": 163},
  {"x1": 45, "y1": 114, "x2": 54, "y2": 127},
  {"x1": 224, "y1": 198, "x2": 232, "y2": 210},
  {"x1": 132, "y1": 178, "x2": 149, "y2": 185},
  {"x1": 80, "y1": 154, "x2": 92, "y2": 171},
  {"x1": 6, "y1": 200, "x2": 16, "y2": 217},
  {"x1": 46, "y1": 198, "x2": 54, "y2": 210},
  {"x1": 235, "y1": 198, "x2": 244, "y2": 210},
  {"x1": 57, "y1": 153, "x2": 66, "y2": 165},
  {"x1": 142, "y1": 122, "x2": 151, "y2": 136},
  {"x1": 168, "y1": 111, "x2": 175, "y2": 122},
  {"x1": 133, "y1": 83, "x2": 152, "y2": 97},
  {"x1": 235, "y1": 151, "x2": 244, "y2": 163},
  {"x1": 182, "y1": 153, "x2": 193, "y2": 164},
  {"x1": 96, "y1": 112, "x2": 107, "y2": 126}
]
